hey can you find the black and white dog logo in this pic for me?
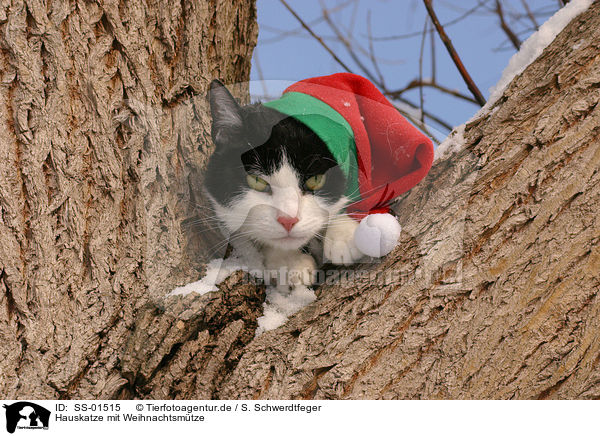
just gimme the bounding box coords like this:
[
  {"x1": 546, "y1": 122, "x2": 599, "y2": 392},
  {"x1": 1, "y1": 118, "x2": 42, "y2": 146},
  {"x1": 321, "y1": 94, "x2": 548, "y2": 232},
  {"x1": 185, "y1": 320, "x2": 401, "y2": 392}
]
[{"x1": 2, "y1": 402, "x2": 50, "y2": 433}]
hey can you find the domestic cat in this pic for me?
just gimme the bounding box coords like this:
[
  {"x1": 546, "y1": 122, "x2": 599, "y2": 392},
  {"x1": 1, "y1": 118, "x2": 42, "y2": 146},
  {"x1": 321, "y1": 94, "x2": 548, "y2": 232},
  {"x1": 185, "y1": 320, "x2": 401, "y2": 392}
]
[{"x1": 204, "y1": 80, "x2": 363, "y2": 291}]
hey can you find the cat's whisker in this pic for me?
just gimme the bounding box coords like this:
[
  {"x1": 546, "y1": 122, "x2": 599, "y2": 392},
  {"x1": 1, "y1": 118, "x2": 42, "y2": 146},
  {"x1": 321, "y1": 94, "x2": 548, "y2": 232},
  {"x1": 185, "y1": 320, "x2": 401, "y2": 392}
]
[
  {"x1": 184, "y1": 219, "x2": 225, "y2": 228},
  {"x1": 184, "y1": 227, "x2": 224, "y2": 237},
  {"x1": 203, "y1": 230, "x2": 260, "y2": 259},
  {"x1": 344, "y1": 184, "x2": 386, "y2": 200},
  {"x1": 183, "y1": 202, "x2": 215, "y2": 211},
  {"x1": 343, "y1": 181, "x2": 403, "y2": 206},
  {"x1": 182, "y1": 219, "x2": 226, "y2": 229}
]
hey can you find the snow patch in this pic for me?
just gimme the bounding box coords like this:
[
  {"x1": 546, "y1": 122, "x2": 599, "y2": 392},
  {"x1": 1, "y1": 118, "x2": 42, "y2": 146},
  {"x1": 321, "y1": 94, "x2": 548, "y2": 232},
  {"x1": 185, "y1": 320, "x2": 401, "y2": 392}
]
[
  {"x1": 434, "y1": 124, "x2": 465, "y2": 160},
  {"x1": 168, "y1": 251, "x2": 317, "y2": 335},
  {"x1": 168, "y1": 255, "x2": 249, "y2": 296},
  {"x1": 256, "y1": 285, "x2": 317, "y2": 335},
  {"x1": 487, "y1": 0, "x2": 593, "y2": 109},
  {"x1": 256, "y1": 306, "x2": 288, "y2": 332}
]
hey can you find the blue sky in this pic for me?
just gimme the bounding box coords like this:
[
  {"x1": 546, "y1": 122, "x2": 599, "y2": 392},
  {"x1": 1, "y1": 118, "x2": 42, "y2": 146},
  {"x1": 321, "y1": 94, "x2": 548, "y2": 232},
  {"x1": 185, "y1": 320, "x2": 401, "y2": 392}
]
[{"x1": 250, "y1": 0, "x2": 559, "y2": 140}]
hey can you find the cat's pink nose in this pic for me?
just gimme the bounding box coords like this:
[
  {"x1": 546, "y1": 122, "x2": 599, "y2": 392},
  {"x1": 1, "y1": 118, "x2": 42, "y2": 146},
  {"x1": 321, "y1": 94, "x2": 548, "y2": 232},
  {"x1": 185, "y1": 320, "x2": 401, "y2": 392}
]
[{"x1": 277, "y1": 215, "x2": 299, "y2": 232}]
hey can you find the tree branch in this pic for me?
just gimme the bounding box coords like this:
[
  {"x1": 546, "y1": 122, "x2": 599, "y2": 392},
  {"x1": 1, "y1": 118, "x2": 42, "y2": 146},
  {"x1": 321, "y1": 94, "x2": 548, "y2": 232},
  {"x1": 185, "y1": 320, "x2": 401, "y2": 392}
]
[
  {"x1": 389, "y1": 79, "x2": 479, "y2": 105},
  {"x1": 521, "y1": 0, "x2": 539, "y2": 30},
  {"x1": 496, "y1": 0, "x2": 521, "y2": 50},
  {"x1": 422, "y1": 0, "x2": 487, "y2": 106},
  {"x1": 279, "y1": 0, "x2": 453, "y2": 138},
  {"x1": 418, "y1": 19, "x2": 428, "y2": 123},
  {"x1": 278, "y1": 0, "x2": 354, "y2": 73}
]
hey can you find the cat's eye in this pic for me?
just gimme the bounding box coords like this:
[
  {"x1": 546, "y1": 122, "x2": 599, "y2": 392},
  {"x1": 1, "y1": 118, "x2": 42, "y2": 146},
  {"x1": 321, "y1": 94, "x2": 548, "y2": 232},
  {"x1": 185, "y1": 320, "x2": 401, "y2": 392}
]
[
  {"x1": 246, "y1": 174, "x2": 269, "y2": 192},
  {"x1": 305, "y1": 174, "x2": 326, "y2": 191}
]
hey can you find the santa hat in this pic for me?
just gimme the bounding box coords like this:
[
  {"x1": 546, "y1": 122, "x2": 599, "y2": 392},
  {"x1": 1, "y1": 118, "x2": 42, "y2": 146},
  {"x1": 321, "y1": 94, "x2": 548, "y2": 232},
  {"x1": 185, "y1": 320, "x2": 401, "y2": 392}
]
[{"x1": 264, "y1": 73, "x2": 434, "y2": 257}]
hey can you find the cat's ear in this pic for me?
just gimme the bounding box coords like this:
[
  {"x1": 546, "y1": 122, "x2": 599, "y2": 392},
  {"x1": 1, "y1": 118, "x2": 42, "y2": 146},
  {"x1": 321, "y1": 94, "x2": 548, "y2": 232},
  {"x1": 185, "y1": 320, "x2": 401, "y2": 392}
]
[{"x1": 209, "y1": 79, "x2": 243, "y2": 146}]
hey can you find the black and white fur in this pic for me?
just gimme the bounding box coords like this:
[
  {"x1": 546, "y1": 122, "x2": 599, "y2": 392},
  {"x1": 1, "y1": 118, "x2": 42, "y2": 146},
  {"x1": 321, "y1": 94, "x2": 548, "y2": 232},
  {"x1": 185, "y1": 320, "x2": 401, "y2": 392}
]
[{"x1": 204, "y1": 80, "x2": 362, "y2": 290}]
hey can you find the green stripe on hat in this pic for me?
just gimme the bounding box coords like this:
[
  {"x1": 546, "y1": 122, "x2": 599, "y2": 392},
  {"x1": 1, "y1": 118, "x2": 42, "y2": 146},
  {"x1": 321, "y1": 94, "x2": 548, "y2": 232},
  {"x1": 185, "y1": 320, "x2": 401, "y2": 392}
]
[{"x1": 264, "y1": 92, "x2": 360, "y2": 202}]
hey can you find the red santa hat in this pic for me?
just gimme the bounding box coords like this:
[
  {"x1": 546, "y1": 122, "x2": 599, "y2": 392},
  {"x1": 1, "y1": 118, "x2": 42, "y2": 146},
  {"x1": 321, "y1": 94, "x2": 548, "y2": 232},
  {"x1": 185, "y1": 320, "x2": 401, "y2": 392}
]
[{"x1": 265, "y1": 73, "x2": 434, "y2": 257}]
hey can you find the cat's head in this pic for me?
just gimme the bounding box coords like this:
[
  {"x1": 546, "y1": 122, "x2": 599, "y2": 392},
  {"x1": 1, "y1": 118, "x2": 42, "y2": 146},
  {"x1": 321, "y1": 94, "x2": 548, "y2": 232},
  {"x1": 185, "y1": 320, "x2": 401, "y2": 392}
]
[{"x1": 204, "y1": 80, "x2": 349, "y2": 250}]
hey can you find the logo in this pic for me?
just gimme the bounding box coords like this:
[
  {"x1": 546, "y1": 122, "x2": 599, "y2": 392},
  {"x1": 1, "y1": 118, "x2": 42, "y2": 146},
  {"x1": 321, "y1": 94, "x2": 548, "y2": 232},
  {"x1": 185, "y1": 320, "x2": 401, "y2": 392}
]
[{"x1": 2, "y1": 402, "x2": 50, "y2": 433}]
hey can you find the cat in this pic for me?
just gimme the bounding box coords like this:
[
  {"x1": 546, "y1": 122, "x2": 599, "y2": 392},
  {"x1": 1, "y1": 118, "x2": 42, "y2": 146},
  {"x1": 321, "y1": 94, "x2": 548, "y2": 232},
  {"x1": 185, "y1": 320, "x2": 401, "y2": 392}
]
[{"x1": 204, "y1": 80, "x2": 363, "y2": 292}]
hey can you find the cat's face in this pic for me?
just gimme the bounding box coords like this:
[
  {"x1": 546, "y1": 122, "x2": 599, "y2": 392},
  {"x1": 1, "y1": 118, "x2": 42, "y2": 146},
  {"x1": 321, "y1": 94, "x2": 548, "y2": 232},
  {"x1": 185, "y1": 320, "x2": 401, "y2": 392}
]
[{"x1": 204, "y1": 80, "x2": 348, "y2": 250}]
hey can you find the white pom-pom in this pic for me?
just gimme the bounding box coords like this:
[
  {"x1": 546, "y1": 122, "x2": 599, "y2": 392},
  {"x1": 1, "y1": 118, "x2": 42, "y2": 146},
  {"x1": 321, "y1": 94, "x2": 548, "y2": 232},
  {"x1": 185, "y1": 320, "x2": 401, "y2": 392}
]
[{"x1": 353, "y1": 213, "x2": 401, "y2": 258}]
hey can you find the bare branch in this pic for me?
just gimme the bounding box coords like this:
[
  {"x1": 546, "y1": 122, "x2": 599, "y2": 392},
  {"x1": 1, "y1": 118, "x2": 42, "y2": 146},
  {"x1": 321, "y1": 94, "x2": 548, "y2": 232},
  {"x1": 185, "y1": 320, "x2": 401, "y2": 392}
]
[
  {"x1": 418, "y1": 19, "x2": 428, "y2": 123},
  {"x1": 520, "y1": 0, "x2": 539, "y2": 30},
  {"x1": 278, "y1": 0, "x2": 454, "y2": 138},
  {"x1": 389, "y1": 80, "x2": 479, "y2": 105},
  {"x1": 430, "y1": 21, "x2": 436, "y2": 83},
  {"x1": 496, "y1": 0, "x2": 521, "y2": 50},
  {"x1": 366, "y1": 10, "x2": 385, "y2": 88},
  {"x1": 252, "y1": 49, "x2": 272, "y2": 101},
  {"x1": 348, "y1": 0, "x2": 360, "y2": 35},
  {"x1": 370, "y1": 1, "x2": 490, "y2": 41},
  {"x1": 319, "y1": 3, "x2": 380, "y2": 84},
  {"x1": 279, "y1": 0, "x2": 354, "y2": 73},
  {"x1": 422, "y1": 0, "x2": 487, "y2": 106},
  {"x1": 260, "y1": 0, "x2": 356, "y2": 44}
]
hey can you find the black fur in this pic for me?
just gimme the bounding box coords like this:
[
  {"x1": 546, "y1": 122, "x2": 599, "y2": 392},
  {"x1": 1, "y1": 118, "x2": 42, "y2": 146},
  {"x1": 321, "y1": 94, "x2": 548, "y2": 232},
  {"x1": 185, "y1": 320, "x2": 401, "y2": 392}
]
[{"x1": 205, "y1": 80, "x2": 347, "y2": 206}]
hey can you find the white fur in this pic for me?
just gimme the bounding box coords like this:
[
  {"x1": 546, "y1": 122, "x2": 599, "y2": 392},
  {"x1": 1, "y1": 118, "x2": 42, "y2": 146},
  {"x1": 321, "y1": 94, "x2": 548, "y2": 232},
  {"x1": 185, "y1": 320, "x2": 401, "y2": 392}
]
[
  {"x1": 263, "y1": 247, "x2": 316, "y2": 293},
  {"x1": 324, "y1": 214, "x2": 362, "y2": 265},
  {"x1": 211, "y1": 157, "x2": 343, "y2": 250},
  {"x1": 207, "y1": 156, "x2": 363, "y2": 289}
]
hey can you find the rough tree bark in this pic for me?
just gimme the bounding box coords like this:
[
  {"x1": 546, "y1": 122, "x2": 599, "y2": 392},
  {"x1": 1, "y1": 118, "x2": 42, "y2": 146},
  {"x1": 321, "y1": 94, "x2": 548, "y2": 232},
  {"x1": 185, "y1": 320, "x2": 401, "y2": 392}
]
[
  {"x1": 0, "y1": 0, "x2": 258, "y2": 398},
  {"x1": 1, "y1": 2, "x2": 599, "y2": 400}
]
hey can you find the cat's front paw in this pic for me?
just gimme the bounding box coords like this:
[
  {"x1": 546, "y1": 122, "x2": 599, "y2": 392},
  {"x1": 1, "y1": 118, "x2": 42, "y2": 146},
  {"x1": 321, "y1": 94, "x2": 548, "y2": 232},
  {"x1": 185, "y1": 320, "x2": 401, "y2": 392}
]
[
  {"x1": 286, "y1": 253, "x2": 317, "y2": 288},
  {"x1": 324, "y1": 215, "x2": 363, "y2": 265},
  {"x1": 264, "y1": 249, "x2": 316, "y2": 291}
]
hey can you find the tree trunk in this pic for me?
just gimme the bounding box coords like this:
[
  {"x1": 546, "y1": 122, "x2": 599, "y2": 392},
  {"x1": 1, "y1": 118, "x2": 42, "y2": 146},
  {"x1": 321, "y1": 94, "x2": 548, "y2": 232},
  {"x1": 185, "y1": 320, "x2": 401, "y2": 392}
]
[
  {"x1": 2, "y1": 2, "x2": 599, "y2": 400},
  {"x1": 0, "y1": 0, "x2": 258, "y2": 398}
]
